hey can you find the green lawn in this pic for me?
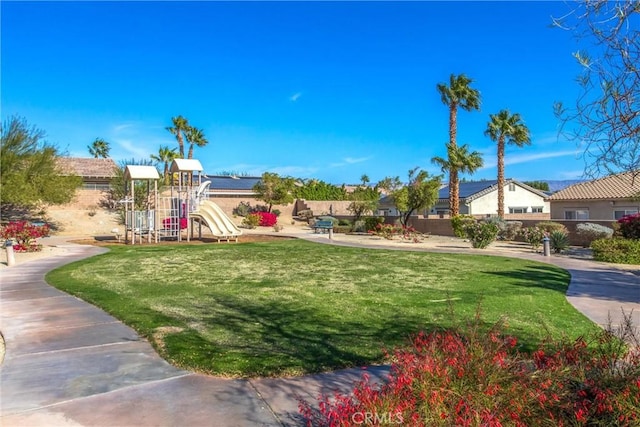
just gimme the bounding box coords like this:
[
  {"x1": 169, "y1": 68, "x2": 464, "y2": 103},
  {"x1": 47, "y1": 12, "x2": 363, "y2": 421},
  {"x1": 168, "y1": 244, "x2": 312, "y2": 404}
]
[{"x1": 46, "y1": 239, "x2": 598, "y2": 377}]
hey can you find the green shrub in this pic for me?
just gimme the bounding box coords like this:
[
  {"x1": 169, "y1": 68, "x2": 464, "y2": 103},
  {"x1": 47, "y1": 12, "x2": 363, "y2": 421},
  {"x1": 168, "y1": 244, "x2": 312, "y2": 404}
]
[
  {"x1": 536, "y1": 221, "x2": 568, "y2": 234},
  {"x1": 232, "y1": 201, "x2": 252, "y2": 217},
  {"x1": 451, "y1": 214, "x2": 475, "y2": 238},
  {"x1": 576, "y1": 222, "x2": 614, "y2": 247},
  {"x1": 484, "y1": 217, "x2": 522, "y2": 241},
  {"x1": 271, "y1": 209, "x2": 281, "y2": 217},
  {"x1": 591, "y1": 238, "x2": 640, "y2": 264},
  {"x1": 363, "y1": 216, "x2": 384, "y2": 232},
  {"x1": 338, "y1": 219, "x2": 352, "y2": 226},
  {"x1": 241, "y1": 213, "x2": 260, "y2": 229},
  {"x1": 463, "y1": 221, "x2": 499, "y2": 249},
  {"x1": 549, "y1": 230, "x2": 570, "y2": 253},
  {"x1": 352, "y1": 220, "x2": 366, "y2": 233},
  {"x1": 520, "y1": 226, "x2": 546, "y2": 251},
  {"x1": 502, "y1": 221, "x2": 523, "y2": 241},
  {"x1": 332, "y1": 225, "x2": 352, "y2": 234}
]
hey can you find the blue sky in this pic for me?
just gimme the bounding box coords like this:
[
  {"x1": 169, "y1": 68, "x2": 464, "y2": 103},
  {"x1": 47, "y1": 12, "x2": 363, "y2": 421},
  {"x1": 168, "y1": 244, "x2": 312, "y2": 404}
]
[{"x1": 2, "y1": 1, "x2": 589, "y2": 184}]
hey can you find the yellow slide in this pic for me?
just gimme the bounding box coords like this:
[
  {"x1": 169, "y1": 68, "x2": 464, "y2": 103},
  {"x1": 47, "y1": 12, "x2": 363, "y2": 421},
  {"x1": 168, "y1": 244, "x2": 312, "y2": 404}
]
[{"x1": 190, "y1": 199, "x2": 242, "y2": 240}]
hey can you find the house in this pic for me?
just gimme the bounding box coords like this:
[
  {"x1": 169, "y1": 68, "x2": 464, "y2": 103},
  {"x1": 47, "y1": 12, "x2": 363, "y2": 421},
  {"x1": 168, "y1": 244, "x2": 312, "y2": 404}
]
[
  {"x1": 378, "y1": 179, "x2": 550, "y2": 218},
  {"x1": 56, "y1": 157, "x2": 118, "y2": 190},
  {"x1": 547, "y1": 171, "x2": 640, "y2": 221}
]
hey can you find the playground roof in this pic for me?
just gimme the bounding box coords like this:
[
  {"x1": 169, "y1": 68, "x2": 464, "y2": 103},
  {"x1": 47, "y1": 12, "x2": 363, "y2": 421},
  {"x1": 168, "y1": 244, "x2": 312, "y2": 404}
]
[
  {"x1": 124, "y1": 165, "x2": 160, "y2": 180},
  {"x1": 170, "y1": 159, "x2": 203, "y2": 173}
]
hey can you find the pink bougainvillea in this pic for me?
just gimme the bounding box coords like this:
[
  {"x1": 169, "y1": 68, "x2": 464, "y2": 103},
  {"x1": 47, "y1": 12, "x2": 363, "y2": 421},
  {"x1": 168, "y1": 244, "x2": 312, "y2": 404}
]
[
  {"x1": 255, "y1": 211, "x2": 277, "y2": 227},
  {"x1": 0, "y1": 221, "x2": 50, "y2": 252},
  {"x1": 618, "y1": 213, "x2": 640, "y2": 239}
]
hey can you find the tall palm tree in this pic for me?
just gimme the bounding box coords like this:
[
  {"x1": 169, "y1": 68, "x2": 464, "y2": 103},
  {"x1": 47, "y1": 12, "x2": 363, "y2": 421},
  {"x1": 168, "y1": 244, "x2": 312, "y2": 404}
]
[
  {"x1": 185, "y1": 126, "x2": 208, "y2": 159},
  {"x1": 436, "y1": 74, "x2": 481, "y2": 216},
  {"x1": 166, "y1": 115, "x2": 189, "y2": 158},
  {"x1": 88, "y1": 138, "x2": 110, "y2": 158},
  {"x1": 431, "y1": 143, "x2": 484, "y2": 210},
  {"x1": 150, "y1": 145, "x2": 179, "y2": 184},
  {"x1": 484, "y1": 110, "x2": 531, "y2": 219}
]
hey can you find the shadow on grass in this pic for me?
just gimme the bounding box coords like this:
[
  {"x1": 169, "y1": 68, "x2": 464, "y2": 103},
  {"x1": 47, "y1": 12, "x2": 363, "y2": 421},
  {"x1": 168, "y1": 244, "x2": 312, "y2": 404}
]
[
  {"x1": 163, "y1": 294, "x2": 511, "y2": 378},
  {"x1": 483, "y1": 264, "x2": 570, "y2": 293}
]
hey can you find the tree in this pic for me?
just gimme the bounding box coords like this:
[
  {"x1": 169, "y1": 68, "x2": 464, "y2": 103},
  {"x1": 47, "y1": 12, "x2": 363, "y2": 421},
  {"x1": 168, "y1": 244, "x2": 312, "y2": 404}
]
[
  {"x1": 88, "y1": 138, "x2": 110, "y2": 158},
  {"x1": 0, "y1": 116, "x2": 82, "y2": 212},
  {"x1": 293, "y1": 179, "x2": 348, "y2": 200},
  {"x1": 437, "y1": 73, "x2": 481, "y2": 215},
  {"x1": 185, "y1": 126, "x2": 208, "y2": 159},
  {"x1": 253, "y1": 172, "x2": 295, "y2": 212},
  {"x1": 378, "y1": 168, "x2": 442, "y2": 226},
  {"x1": 485, "y1": 110, "x2": 531, "y2": 219},
  {"x1": 150, "y1": 145, "x2": 179, "y2": 185},
  {"x1": 166, "y1": 115, "x2": 189, "y2": 158},
  {"x1": 101, "y1": 158, "x2": 158, "y2": 212},
  {"x1": 431, "y1": 143, "x2": 484, "y2": 200},
  {"x1": 347, "y1": 174, "x2": 380, "y2": 222},
  {"x1": 523, "y1": 180, "x2": 550, "y2": 192},
  {"x1": 552, "y1": 1, "x2": 640, "y2": 177}
]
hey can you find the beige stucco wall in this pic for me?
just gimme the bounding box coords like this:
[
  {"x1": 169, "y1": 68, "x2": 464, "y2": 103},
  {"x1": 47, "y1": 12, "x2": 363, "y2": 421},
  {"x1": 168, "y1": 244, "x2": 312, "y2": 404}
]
[
  {"x1": 295, "y1": 200, "x2": 353, "y2": 216},
  {"x1": 550, "y1": 199, "x2": 640, "y2": 221}
]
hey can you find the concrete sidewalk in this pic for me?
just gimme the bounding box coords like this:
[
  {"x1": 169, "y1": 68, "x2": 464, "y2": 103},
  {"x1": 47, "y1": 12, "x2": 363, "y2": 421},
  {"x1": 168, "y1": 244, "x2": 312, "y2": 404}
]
[{"x1": 1, "y1": 234, "x2": 638, "y2": 426}]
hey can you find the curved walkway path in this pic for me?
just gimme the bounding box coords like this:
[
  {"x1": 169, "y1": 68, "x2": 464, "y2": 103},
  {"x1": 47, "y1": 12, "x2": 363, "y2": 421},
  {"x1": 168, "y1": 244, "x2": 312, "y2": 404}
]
[{"x1": 1, "y1": 233, "x2": 638, "y2": 426}]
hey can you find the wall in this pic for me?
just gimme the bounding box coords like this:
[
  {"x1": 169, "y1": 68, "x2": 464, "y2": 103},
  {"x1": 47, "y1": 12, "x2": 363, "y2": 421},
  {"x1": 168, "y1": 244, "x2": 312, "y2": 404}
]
[
  {"x1": 293, "y1": 200, "x2": 353, "y2": 216},
  {"x1": 47, "y1": 189, "x2": 107, "y2": 211},
  {"x1": 550, "y1": 199, "x2": 640, "y2": 221}
]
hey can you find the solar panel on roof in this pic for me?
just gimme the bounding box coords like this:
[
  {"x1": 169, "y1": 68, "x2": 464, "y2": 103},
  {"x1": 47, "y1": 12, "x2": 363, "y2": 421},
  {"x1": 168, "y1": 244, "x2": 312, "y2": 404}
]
[{"x1": 438, "y1": 180, "x2": 498, "y2": 199}]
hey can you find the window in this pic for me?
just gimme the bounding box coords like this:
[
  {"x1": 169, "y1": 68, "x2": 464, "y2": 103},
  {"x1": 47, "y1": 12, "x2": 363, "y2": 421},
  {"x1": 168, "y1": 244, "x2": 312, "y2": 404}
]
[
  {"x1": 564, "y1": 209, "x2": 589, "y2": 220},
  {"x1": 509, "y1": 207, "x2": 527, "y2": 214},
  {"x1": 614, "y1": 209, "x2": 639, "y2": 220},
  {"x1": 531, "y1": 206, "x2": 544, "y2": 213},
  {"x1": 508, "y1": 183, "x2": 516, "y2": 192}
]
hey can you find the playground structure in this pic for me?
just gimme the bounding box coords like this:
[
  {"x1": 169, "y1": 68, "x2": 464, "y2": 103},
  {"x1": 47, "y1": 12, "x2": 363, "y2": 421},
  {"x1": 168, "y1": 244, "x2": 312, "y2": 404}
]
[
  {"x1": 122, "y1": 165, "x2": 160, "y2": 245},
  {"x1": 122, "y1": 159, "x2": 242, "y2": 244}
]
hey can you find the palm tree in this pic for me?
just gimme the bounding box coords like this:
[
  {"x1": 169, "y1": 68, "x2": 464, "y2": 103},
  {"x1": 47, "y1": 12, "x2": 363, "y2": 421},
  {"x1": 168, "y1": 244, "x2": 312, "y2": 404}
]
[
  {"x1": 431, "y1": 143, "x2": 484, "y2": 210},
  {"x1": 436, "y1": 74, "x2": 481, "y2": 216},
  {"x1": 185, "y1": 126, "x2": 208, "y2": 159},
  {"x1": 88, "y1": 138, "x2": 110, "y2": 158},
  {"x1": 484, "y1": 110, "x2": 531, "y2": 219},
  {"x1": 150, "y1": 145, "x2": 179, "y2": 184},
  {"x1": 166, "y1": 115, "x2": 189, "y2": 158}
]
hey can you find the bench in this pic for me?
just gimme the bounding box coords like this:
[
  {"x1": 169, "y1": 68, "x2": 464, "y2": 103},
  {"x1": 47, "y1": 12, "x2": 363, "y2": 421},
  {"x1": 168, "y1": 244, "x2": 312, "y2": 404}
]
[{"x1": 311, "y1": 220, "x2": 334, "y2": 233}]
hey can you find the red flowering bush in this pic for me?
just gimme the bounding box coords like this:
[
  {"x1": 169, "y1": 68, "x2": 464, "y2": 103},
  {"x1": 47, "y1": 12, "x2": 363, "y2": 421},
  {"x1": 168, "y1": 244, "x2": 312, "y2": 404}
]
[
  {"x1": 0, "y1": 221, "x2": 50, "y2": 252},
  {"x1": 300, "y1": 315, "x2": 640, "y2": 426},
  {"x1": 618, "y1": 213, "x2": 640, "y2": 240},
  {"x1": 255, "y1": 211, "x2": 277, "y2": 227}
]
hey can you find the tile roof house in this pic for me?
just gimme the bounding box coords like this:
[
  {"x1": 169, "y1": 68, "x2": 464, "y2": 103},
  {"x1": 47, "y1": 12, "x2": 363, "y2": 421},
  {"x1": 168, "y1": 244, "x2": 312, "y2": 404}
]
[
  {"x1": 56, "y1": 157, "x2": 118, "y2": 190},
  {"x1": 378, "y1": 179, "x2": 549, "y2": 218},
  {"x1": 547, "y1": 171, "x2": 640, "y2": 220}
]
